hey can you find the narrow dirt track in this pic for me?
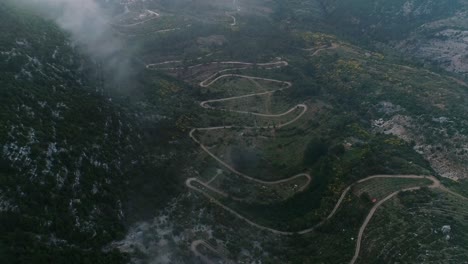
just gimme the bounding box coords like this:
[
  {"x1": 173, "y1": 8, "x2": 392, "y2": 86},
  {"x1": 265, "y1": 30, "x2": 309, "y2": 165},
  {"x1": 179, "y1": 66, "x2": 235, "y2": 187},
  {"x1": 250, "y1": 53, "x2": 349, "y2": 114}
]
[
  {"x1": 147, "y1": 49, "x2": 467, "y2": 263},
  {"x1": 226, "y1": 13, "x2": 237, "y2": 26},
  {"x1": 187, "y1": 174, "x2": 440, "y2": 236},
  {"x1": 349, "y1": 175, "x2": 441, "y2": 264},
  {"x1": 147, "y1": 60, "x2": 287, "y2": 71},
  {"x1": 301, "y1": 43, "x2": 339, "y2": 55},
  {"x1": 148, "y1": 59, "x2": 312, "y2": 188},
  {"x1": 110, "y1": 9, "x2": 183, "y2": 37},
  {"x1": 188, "y1": 173, "x2": 462, "y2": 264},
  {"x1": 188, "y1": 63, "x2": 311, "y2": 188},
  {"x1": 183, "y1": 60, "x2": 314, "y2": 237},
  {"x1": 118, "y1": 27, "x2": 181, "y2": 37},
  {"x1": 191, "y1": 239, "x2": 234, "y2": 264},
  {"x1": 190, "y1": 240, "x2": 223, "y2": 264}
]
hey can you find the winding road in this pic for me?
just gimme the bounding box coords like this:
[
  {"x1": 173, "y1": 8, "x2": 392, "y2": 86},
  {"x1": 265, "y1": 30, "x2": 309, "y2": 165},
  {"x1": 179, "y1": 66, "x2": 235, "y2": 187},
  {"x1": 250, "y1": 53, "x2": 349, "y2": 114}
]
[
  {"x1": 147, "y1": 49, "x2": 467, "y2": 264},
  {"x1": 226, "y1": 13, "x2": 237, "y2": 27},
  {"x1": 190, "y1": 240, "x2": 232, "y2": 264},
  {"x1": 112, "y1": 10, "x2": 160, "y2": 27},
  {"x1": 349, "y1": 175, "x2": 441, "y2": 264},
  {"x1": 189, "y1": 173, "x2": 456, "y2": 263},
  {"x1": 308, "y1": 43, "x2": 339, "y2": 56},
  {"x1": 186, "y1": 61, "x2": 311, "y2": 190},
  {"x1": 111, "y1": 9, "x2": 184, "y2": 37},
  {"x1": 147, "y1": 60, "x2": 288, "y2": 71},
  {"x1": 187, "y1": 174, "x2": 440, "y2": 235}
]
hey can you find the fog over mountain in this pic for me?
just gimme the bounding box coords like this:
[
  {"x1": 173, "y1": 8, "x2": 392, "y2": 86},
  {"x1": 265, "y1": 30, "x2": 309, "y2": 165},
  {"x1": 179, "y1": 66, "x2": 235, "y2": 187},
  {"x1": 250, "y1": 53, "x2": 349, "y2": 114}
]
[
  {"x1": 1, "y1": 1, "x2": 468, "y2": 263},
  {"x1": 34, "y1": 1, "x2": 117, "y2": 54},
  {"x1": 25, "y1": 0, "x2": 132, "y2": 84}
]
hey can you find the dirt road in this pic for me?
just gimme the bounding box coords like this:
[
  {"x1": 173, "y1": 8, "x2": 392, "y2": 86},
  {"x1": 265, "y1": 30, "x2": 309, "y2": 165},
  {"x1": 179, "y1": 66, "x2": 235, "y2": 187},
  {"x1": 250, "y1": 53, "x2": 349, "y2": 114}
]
[
  {"x1": 190, "y1": 70, "x2": 311, "y2": 187},
  {"x1": 350, "y1": 175, "x2": 444, "y2": 264},
  {"x1": 148, "y1": 57, "x2": 467, "y2": 263},
  {"x1": 303, "y1": 43, "x2": 339, "y2": 56},
  {"x1": 188, "y1": 174, "x2": 441, "y2": 236},
  {"x1": 226, "y1": 13, "x2": 237, "y2": 26}
]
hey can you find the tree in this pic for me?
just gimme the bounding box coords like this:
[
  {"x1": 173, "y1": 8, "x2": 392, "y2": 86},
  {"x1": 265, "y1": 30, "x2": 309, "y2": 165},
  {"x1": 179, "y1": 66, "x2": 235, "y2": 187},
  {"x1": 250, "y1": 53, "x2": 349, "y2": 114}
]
[{"x1": 303, "y1": 138, "x2": 328, "y2": 166}]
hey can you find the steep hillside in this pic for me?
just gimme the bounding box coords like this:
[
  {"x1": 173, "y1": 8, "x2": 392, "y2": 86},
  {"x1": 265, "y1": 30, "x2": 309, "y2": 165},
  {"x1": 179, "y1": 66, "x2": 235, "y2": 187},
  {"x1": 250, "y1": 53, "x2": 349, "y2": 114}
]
[
  {"x1": 321, "y1": 0, "x2": 463, "y2": 40},
  {"x1": 318, "y1": 0, "x2": 468, "y2": 76},
  {"x1": 0, "y1": 2, "x2": 133, "y2": 262},
  {"x1": 0, "y1": 2, "x2": 207, "y2": 262},
  {"x1": 2, "y1": 0, "x2": 467, "y2": 263}
]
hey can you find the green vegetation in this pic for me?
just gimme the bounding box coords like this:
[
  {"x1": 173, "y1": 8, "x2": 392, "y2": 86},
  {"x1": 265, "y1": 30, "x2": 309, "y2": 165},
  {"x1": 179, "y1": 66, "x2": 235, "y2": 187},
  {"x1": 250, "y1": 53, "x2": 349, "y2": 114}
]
[
  {"x1": 359, "y1": 188, "x2": 468, "y2": 263},
  {"x1": 109, "y1": 2, "x2": 467, "y2": 262},
  {"x1": 0, "y1": 1, "x2": 200, "y2": 262},
  {"x1": 213, "y1": 129, "x2": 432, "y2": 231},
  {"x1": 303, "y1": 138, "x2": 329, "y2": 166},
  {"x1": 321, "y1": 0, "x2": 463, "y2": 41},
  {"x1": 278, "y1": 194, "x2": 371, "y2": 263},
  {"x1": 352, "y1": 177, "x2": 433, "y2": 201},
  {"x1": 107, "y1": 1, "x2": 468, "y2": 262},
  {"x1": 441, "y1": 179, "x2": 468, "y2": 198},
  {"x1": 2, "y1": 0, "x2": 468, "y2": 263},
  {"x1": 0, "y1": 2, "x2": 131, "y2": 262}
]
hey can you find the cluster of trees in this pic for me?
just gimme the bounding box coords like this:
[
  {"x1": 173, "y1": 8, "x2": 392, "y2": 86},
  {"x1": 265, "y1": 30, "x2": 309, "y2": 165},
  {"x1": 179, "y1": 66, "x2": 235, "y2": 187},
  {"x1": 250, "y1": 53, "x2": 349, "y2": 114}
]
[
  {"x1": 0, "y1": 2, "x2": 175, "y2": 262},
  {"x1": 321, "y1": 0, "x2": 463, "y2": 42}
]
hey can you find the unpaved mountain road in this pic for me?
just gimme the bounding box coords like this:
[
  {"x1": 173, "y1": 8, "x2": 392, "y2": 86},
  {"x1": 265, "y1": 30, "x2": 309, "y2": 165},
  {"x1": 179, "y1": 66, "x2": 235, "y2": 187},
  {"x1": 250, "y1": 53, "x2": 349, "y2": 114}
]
[
  {"x1": 188, "y1": 173, "x2": 463, "y2": 264},
  {"x1": 349, "y1": 175, "x2": 442, "y2": 264},
  {"x1": 147, "y1": 53, "x2": 467, "y2": 263},
  {"x1": 190, "y1": 240, "x2": 232, "y2": 264},
  {"x1": 187, "y1": 174, "x2": 441, "y2": 236},
  {"x1": 226, "y1": 13, "x2": 236, "y2": 26}
]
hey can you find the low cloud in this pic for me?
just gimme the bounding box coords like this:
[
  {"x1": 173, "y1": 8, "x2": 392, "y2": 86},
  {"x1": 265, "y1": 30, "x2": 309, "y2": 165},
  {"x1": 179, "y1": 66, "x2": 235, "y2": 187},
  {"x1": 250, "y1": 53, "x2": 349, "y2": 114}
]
[{"x1": 25, "y1": 0, "x2": 133, "y2": 87}]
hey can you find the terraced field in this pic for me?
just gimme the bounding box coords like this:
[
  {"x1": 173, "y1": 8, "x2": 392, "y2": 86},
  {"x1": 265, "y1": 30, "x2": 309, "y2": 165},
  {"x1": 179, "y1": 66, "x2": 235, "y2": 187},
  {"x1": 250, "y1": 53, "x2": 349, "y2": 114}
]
[
  {"x1": 352, "y1": 177, "x2": 433, "y2": 201},
  {"x1": 359, "y1": 188, "x2": 468, "y2": 263}
]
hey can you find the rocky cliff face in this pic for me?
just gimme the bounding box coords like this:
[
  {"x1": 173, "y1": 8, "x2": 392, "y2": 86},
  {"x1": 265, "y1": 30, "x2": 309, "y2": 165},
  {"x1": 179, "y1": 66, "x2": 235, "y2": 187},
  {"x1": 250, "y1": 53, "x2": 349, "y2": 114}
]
[
  {"x1": 397, "y1": 10, "x2": 468, "y2": 75},
  {"x1": 319, "y1": 0, "x2": 468, "y2": 77}
]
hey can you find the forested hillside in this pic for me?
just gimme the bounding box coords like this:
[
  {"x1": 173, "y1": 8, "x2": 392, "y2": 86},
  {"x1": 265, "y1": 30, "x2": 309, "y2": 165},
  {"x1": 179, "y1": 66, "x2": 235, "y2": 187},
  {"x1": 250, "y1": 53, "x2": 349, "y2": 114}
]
[
  {"x1": 0, "y1": 2, "x2": 133, "y2": 262},
  {"x1": 318, "y1": 0, "x2": 468, "y2": 75},
  {"x1": 0, "y1": 1, "x2": 205, "y2": 262},
  {"x1": 2, "y1": 0, "x2": 467, "y2": 263}
]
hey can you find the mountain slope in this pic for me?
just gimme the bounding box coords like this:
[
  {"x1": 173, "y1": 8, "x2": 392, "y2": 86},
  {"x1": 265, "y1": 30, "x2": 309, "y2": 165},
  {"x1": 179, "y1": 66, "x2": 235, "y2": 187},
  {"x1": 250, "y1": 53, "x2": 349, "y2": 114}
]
[
  {"x1": 318, "y1": 0, "x2": 468, "y2": 76},
  {"x1": 0, "y1": 2, "x2": 134, "y2": 262}
]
